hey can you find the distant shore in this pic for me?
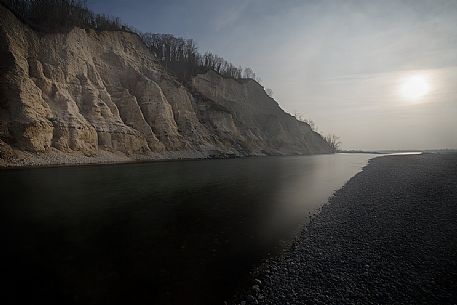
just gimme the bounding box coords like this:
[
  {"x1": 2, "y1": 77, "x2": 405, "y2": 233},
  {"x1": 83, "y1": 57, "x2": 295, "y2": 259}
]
[{"x1": 233, "y1": 153, "x2": 457, "y2": 305}]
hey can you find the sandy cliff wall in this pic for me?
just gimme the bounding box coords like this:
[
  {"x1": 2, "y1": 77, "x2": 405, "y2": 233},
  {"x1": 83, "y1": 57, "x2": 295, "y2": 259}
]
[
  {"x1": 0, "y1": 5, "x2": 331, "y2": 166},
  {"x1": 192, "y1": 71, "x2": 331, "y2": 155}
]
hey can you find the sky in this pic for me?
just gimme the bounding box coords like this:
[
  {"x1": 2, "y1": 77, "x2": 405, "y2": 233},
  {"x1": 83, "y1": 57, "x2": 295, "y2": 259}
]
[{"x1": 87, "y1": 0, "x2": 457, "y2": 150}]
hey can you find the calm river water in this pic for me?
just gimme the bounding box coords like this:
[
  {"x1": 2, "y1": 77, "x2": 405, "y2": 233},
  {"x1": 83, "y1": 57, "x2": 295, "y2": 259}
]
[{"x1": 0, "y1": 153, "x2": 378, "y2": 305}]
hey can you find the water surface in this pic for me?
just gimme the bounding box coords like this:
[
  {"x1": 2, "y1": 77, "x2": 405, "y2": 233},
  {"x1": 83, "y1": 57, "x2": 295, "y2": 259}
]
[{"x1": 0, "y1": 153, "x2": 377, "y2": 305}]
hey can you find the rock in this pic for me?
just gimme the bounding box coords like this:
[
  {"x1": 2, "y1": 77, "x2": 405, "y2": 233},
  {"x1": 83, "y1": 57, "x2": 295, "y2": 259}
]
[{"x1": 0, "y1": 4, "x2": 332, "y2": 167}]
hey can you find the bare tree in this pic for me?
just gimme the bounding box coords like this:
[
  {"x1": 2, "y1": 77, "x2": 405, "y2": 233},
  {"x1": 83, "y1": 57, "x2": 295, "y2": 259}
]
[
  {"x1": 294, "y1": 113, "x2": 317, "y2": 132},
  {"x1": 324, "y1": 134, "x2": 341, "y2": 152},
  {"x1": 243, "y1": 67, "x2": 256, "y2": 79}
]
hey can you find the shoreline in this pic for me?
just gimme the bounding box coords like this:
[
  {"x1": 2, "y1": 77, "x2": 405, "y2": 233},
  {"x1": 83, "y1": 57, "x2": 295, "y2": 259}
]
[
  {"x1": 0, "y1": 147, "x2": 246, "y2": 170},
  {"x1": 0, "y1": 149, "x2": 337, "y2": 170},
  {"x1": 232, "y1": 153, "x2": 457, "y2": 305}
]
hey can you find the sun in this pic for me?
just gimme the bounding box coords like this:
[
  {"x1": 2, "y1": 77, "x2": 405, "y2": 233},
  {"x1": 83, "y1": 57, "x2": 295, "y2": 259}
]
[{"x1": 399, "y1": 75, "x2": 430, "y2": 101}]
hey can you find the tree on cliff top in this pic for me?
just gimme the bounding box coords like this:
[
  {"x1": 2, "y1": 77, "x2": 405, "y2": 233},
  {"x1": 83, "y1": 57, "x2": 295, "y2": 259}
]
[
  {"x1": 141, "y1": 33, "x2": 246, "y2": 81},
  {"x1": 325, "y1": 134, "x2": 341, "y2": 152}
]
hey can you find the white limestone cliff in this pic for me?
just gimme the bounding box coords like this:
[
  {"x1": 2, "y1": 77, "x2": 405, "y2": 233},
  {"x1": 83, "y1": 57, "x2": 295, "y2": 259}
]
[{"x1": 0, "y1": 5, "x2": 332, "y2": 167}]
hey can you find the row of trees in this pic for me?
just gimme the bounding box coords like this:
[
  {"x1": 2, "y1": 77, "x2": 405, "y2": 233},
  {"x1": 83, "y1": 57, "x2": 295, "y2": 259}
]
[
  {"x1": 1, "y1": 0, "x2": 130, "y2": 32},
  {"x1": 141, "y1": 33, "x2": 261, "y2": 81}
]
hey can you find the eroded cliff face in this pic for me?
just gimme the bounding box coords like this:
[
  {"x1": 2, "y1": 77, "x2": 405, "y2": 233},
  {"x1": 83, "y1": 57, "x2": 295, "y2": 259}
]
[
  {"x1": 192, "y1": 72, "x2": 332, "y2": 155},
  {"x1": 0, "y1": 5, "x2": 331, "y2": 166}
]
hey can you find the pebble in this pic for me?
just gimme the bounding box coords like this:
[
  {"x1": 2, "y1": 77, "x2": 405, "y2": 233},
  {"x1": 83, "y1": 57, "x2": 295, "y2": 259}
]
[{"x1": 232, "y1": 154, "x2": 457, "y2": 305}]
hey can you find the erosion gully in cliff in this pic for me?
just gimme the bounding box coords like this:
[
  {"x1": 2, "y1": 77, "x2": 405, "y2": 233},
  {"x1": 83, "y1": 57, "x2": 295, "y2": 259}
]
[{"x1": 0, "y1": 4, "x2": 332, "y2": 167}]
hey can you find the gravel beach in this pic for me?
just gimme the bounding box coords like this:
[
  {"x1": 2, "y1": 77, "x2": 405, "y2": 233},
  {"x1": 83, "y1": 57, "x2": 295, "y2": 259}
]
[{"x1": 234, "y1": 153, "x2": 457, "y2": 305}]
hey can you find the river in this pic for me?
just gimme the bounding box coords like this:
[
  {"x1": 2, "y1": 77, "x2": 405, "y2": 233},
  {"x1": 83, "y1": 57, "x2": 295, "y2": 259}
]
[{"x1": 0, "y1": 153, "x2": 378, "y2": 305}]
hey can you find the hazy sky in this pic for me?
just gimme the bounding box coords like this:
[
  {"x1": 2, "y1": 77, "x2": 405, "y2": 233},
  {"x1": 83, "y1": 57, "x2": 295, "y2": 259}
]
[{"x1": 87, "y1": 0, "x2": 457, "y2": 150}]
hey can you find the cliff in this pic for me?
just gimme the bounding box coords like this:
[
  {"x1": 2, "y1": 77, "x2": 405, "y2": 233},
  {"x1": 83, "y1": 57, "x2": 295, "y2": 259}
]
[{"x1": 0, "y1": 5, "x2": 332, "y2": 167}]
